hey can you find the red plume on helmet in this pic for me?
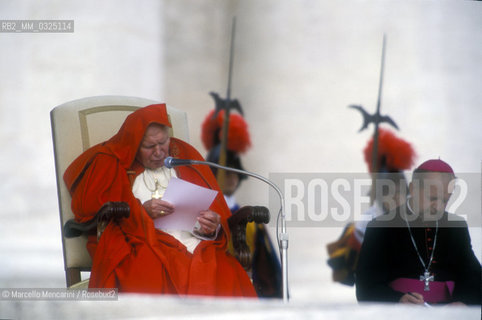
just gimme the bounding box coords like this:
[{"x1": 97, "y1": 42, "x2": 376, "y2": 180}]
[
  {"x1": 363, "y1": 128, "x2": 416, "y2": 172},
  {"x1": 201, "y1": 109, "x2": 251, "y2": 153}
]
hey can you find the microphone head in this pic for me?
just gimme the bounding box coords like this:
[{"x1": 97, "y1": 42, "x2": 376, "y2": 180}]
[{"x1": 164, "y1": 156, "x2": 174, "y2": 168}]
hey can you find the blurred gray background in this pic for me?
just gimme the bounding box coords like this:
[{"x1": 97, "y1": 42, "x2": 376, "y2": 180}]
[{"x1": 0, "y1": 0, "x2": 480, "y2": 307}]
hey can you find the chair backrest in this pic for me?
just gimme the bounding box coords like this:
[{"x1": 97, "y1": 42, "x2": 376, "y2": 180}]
[{"x1": 50, "y1": 96, "x2": 189, "y2": 286}]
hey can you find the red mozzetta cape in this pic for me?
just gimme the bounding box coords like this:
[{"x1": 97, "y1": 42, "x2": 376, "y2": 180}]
[{"x1": 63, "y1": 104, "x2": 256, "y2": 297}]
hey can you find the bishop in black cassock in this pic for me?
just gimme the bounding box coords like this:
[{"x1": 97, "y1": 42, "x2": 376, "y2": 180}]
[{"x1": 356, "y1": 159, "x2": 481, "y2": 305}]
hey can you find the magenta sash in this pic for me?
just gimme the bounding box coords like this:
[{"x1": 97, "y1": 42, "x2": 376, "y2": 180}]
[{"x1": 389, "y1": 278, "x2": 455, "y2": 303}]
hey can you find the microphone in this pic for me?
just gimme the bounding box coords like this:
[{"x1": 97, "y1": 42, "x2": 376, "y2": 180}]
[
  {"x1": 163, "y1": 156, "x2": 290, "y2": 302},
  {"x1": 164, "y1": 157, "x2": 196, "y2": 168}
]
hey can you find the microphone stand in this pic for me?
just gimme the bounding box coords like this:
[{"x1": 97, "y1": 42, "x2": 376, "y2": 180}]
[{"x1": 166, "y1": 158, "x2": 289, "y2": 303}]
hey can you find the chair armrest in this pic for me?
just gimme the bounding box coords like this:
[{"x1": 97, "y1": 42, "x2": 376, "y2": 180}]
[
  {"x1": 64, "y1": 201, "x2": 130, "y2": 238},
  {"x1": 228, "y1": 206, "x2": 270, "y2": 270}
]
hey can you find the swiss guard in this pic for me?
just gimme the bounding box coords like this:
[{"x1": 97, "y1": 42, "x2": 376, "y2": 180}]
[
  {"x1": 326, "y1": 128, "x2": 417, "y2": 285},
  {"x1": 201, "y1": 105, "x2": 282, "y2": 298}
]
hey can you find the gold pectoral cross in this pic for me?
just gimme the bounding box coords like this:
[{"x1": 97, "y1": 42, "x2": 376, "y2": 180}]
[
  {"x1": 420, "y1": 271, "x2": 434, "y2": 291},
  {"x1": 151, "y1": 179, "x2": 162, "y2": 200}
]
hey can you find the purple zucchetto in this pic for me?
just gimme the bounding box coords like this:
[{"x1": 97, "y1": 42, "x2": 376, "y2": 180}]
[{"x1": 415, "y1": 159, "x2": 454, "y2": 174}]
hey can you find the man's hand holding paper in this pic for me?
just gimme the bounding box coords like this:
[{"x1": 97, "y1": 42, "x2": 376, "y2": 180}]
[
  {"x1": 144, "y1": 198, "x2": 175, "y2": 219},
  {"x1": 196, "y1": 210, "x2": 221, "y2": 236}
]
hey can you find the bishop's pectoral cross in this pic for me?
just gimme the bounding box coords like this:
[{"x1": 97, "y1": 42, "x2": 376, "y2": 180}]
[
  {"x1": 151, "y1": 179, "x2": 162, "y2": 200},
  {"x1": 420, "y1": 271, "x2": 434, "y2": 291}
]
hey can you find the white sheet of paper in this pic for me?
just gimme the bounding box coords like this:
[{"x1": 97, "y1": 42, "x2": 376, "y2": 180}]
[{"x1": 153, "y1": 177, "x2": 218, "y2": 231}]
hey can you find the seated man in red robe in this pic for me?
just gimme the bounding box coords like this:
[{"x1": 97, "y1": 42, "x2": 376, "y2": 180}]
[{"x1": 63, "y1": 104, "x2": 257, "y2": 297}]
